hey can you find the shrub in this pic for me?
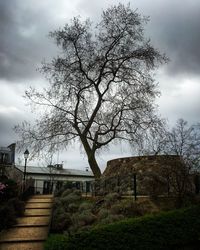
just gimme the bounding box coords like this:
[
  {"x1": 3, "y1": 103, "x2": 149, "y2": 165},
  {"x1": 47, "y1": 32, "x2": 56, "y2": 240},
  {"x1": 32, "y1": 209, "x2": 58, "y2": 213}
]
[
  {"x1": 0, "y1": 179, "x2": 19, "y2": 202},
  {"x1": 67, "y1": 211, "x2": 97, "y2": 235},
  {"x1": 0, "y1": 197, "x2": 25, "y2": 231},
  {"x1": 60, "y1": 197, "x2": 70, "y2": 209},
  {"x1": 72, "y1": 190, "x2": 81, "y2": 196},
  {"x1": 109, "y1": 199, "x2": 141, "y2": 218},
  {"x1": 54, "y1": 187, "x2": 65, "y2": 197},
  {"x1": 104, "y1": 193, "x2": 120, "y2": 208},
  {"x1": 98, "y1": 208, "x2": 111, "y2": 220},
  {"x1": 8, "y1": 198, "x2": 25, "y2": 216},
  {"x1": 0, "y1": 203, "x2": 16, "y2": 231},
  {"x1": 109, "y1": 198, "x2": 159, "y2": 218},
  {"x1": 53, "y1": 197, "x2": 62, "y2": 209},
  {"x1": 60, "y1": 196, "x2": 81, "y2": 211},
  {"x1": 45, "y1": 205, "x2": 200, "y2": 250},
  {"x1": 51, "y1": 207, "x2": 72, "y2": 233},
  {"x1": 116, "y1": 199, "x2": 138, "y2": 217},
  {"x1": 72, "y1": 211, "x2": 96, "y2": 227},
  {"x1": 109, "y1": 202, "x2": 123, "y2": 215},
  {"x1": 68, "y1": 203, "x2": 79, "y2": 213},
  {"x1": 61, "y1": 189, "x2": 73, "y2": 198},
  {"x1": 61, "y1": 192, "x2": 81, "y2": 206},
  {"x1": 99, "y1": 214, "x2": 125, "y2": 225},
  {"x1": 0, "y1": 182, "x2": 6, "y2": 193},
  {"x1": 78, "y1": 201, "x2": 93, "y2": 212},
  {"x1": 136, "y1": 199, "x2": 159, "y2": 215},
  {"x1": 55, "y1": 184, "x2": 74, "y2": 197},
  {"x1": 52, "y1": 190, "x2": 84, "y2": 233}
]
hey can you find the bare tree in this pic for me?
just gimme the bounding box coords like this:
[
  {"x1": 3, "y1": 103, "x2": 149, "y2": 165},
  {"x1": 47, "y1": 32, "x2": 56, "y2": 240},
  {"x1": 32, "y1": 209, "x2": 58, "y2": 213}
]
[
  {"x1": 15, "y1": 4, "x2": 167, "y2": 178},
  {"x1": 165, "y1": 119, "x2": 200, "y2": 171},
  {"x1": 134, "y1": 119, "x2": 168, "y2": 156},
  {"x1": 42, "y1": 154, "x2": 56, "y2": 187},
  {"x1": 138, "y1": 118, "x2": 200, "y2": 201},
  {"x1": 162, "y1": 160, "x2": 192, "y2": 204},
  {"x1": 165, "y1": 119, "x2": 200, "y2": 202},
  {"x1": 136, "y1": 118, "x2": 200, "y2": 170}
]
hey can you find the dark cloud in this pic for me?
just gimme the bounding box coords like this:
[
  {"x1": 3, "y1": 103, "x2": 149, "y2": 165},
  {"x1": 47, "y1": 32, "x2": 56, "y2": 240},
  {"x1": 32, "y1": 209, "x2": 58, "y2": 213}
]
[
  {"x1": 0, "y1": 0, "x2": 200, "y2": 169},
  {"x1": 77, "y1": 0, "x2": 200, "y2": 77},
  {"x1": 136, "y1": 0, "x2": 200, "y2": 77},
  {"x1": 0, "y1": 0, "x2": 57, "y2": 82},
  {"x1": 1, "y1": 0, "x2": 200, "y2": 82},
  {"x1": 0, "y1": 113, "x2": 19, "y2": 145}
]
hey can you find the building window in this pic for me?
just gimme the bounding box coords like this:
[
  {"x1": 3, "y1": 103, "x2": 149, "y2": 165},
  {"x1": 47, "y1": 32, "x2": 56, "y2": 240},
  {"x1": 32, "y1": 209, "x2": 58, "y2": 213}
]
[{"x1": 0, "y1": 153, "x2": 8, "y2": 163}]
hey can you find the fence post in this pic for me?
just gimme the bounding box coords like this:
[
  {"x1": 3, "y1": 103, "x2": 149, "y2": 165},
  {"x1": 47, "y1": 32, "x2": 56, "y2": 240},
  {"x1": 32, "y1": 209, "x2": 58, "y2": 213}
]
[
  {"x1": 195, "y1": 175, "x2": 200, "y2": 194},
  {"x1": 133, "y1": 173, "x2": 137, "y2": 201},
  {"x1": 117, "y1": 175, "x2": 120, "y2": 193}
]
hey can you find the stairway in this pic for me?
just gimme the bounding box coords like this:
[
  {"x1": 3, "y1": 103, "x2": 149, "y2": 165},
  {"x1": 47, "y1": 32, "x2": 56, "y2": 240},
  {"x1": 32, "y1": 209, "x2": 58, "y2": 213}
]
[{"x1": 0, "y1": 195, "x2": 53, "y2": 250}]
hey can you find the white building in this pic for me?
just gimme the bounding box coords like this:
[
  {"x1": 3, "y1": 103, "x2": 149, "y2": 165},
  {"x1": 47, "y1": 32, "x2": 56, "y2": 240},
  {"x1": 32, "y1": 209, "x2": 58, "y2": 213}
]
[{"x1": 16, "y1": 165, "x2": 94, "y2": 194}]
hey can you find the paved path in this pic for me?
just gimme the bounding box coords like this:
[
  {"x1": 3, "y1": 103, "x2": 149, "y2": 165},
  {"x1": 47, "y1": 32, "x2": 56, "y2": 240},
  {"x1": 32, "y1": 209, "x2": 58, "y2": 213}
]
[{"x1": 0, "y1": 195, "x2": 53, "y2": 250}]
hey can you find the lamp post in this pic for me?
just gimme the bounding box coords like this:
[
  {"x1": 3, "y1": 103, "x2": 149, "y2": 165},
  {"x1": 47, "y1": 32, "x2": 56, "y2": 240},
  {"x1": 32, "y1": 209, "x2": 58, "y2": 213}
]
[{"x1": 23, "y1": 149, "x2": 29, "y2": 193}]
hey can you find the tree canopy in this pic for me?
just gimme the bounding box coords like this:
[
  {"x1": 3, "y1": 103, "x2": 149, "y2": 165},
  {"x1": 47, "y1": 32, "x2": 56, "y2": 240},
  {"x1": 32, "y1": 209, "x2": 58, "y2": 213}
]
[{"x1": 15, "y1": 4, "x2": 167, "y2": 178}]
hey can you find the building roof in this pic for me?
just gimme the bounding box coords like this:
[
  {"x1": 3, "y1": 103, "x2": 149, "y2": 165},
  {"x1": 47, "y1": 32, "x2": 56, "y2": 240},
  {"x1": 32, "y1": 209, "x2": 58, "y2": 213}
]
[
  {"x1": 16, "y1": 165, "x2": 94, "y2": 177},
  {"x1": 0, "y1": 147, "x2": 11, "y2": 153}
]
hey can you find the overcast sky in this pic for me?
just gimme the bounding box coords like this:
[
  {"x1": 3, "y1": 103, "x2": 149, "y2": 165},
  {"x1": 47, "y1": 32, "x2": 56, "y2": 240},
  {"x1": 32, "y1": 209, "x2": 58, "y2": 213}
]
[{"x1": 1, "y1": 0, "x2": 200, "y2": 171}]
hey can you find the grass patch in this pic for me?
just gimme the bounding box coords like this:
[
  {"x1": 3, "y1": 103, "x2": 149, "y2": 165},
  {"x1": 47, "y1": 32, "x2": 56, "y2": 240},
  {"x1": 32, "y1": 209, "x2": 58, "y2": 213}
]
[{"x1": 44, "y1": 234, "x2": 68, "y2": 250}]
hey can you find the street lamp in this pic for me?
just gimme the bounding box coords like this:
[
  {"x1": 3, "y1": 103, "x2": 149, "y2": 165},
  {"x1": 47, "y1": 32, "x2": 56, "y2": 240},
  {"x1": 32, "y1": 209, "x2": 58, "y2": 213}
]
[{"x1": 23, "y1": 149, "x2": 29, "y2": 193}]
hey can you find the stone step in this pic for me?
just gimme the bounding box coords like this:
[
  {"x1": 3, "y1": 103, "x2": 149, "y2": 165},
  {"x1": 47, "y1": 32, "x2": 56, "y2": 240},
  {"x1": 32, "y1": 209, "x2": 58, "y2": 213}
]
[
  {"x1": 0, "y1": 241, "x2": 44, "y2": 250},
  {"x1": 27, "y1": 199, "x2": 53, "y2": 203},
  {"x1": 0, "y1": 227, "x2": 48, "y2": 243},
  {"x1": 30, "y1": 195, "x2": 53, "y2": 199},
  {"x1": 0, "y1": 195, "x2": 53, "y2": 250},
  {"x1": 24, "y1": 208, "x2": 51, "y2": 216},
  {"x1": 25, "y1": 203, "x2": 53, "y2": 209},
  {"x1": 16, "y1": 216, "x2": 50, "y2": 226}
]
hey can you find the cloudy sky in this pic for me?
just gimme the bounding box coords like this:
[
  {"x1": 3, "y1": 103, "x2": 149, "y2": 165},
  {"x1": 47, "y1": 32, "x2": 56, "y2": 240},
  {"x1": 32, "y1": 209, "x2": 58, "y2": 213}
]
[{"x1": 1, "y1": 0, "x2": 200, "y2": 171}]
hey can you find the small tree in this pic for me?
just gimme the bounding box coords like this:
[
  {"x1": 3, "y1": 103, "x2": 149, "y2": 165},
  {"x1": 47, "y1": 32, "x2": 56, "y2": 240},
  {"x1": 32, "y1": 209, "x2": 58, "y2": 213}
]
[
  {"x1": 162, "y1": 160, "x2": 191, "y2": 203},
  {"x1": 165, "y1": 119, "x2": 200, "y2": 171},
  {"x1": 15, "y1": 4, "x2": 167, "y2": 178},
  {"x1": 42, "y1": 153, "x2": 57, "y2": 193},
  {"x1": 165, "y1": 119, "x2": 200, "y2": 201},
  {"x1": 138, "y1": 119, "x2": 200, "y2": 199},
  {"x1": 137, "y1": 118, "x2": 200, "y2": 170}
]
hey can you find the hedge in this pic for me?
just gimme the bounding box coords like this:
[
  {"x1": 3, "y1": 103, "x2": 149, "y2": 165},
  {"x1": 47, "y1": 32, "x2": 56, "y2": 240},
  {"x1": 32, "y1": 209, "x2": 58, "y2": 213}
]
[
  {"x1": 0, "y1": 198, "x2": 25, "y2": 231},
  {"x1": 45, "y1": 205, "x2": 200, "y2": 250}
]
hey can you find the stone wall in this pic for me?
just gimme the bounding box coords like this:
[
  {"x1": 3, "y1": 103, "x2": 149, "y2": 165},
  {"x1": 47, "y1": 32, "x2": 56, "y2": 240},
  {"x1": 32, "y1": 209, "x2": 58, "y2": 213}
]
[
  {"x1": 101, "y1": 155, "x2": 193, "y2": 197},
  {"x1": 103, "y1": 155, "x2": 182, "y2": 177}
]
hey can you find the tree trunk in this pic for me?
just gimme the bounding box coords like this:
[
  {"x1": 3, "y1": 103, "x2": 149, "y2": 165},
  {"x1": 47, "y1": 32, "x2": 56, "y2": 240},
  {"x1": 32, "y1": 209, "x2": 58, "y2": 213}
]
[
  {"x1": 88, "y1": 153, "x2": 101, "y2": 179},
  {"x1": 80, "y1": 136, "x2": 102, "y2": 179}
]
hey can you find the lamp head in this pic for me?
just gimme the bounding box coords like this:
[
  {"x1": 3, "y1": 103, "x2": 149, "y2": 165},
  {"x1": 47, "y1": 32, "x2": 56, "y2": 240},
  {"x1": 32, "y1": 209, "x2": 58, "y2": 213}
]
[{"x1": 24, "y1": 149, "x2": 29, "y2": 159}]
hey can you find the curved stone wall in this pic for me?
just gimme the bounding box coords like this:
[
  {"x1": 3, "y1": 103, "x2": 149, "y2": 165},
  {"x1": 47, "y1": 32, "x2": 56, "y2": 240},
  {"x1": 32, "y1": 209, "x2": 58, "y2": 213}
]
[{"x1": 103, "y1": 155, "x2": 182, "y2": 177}]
